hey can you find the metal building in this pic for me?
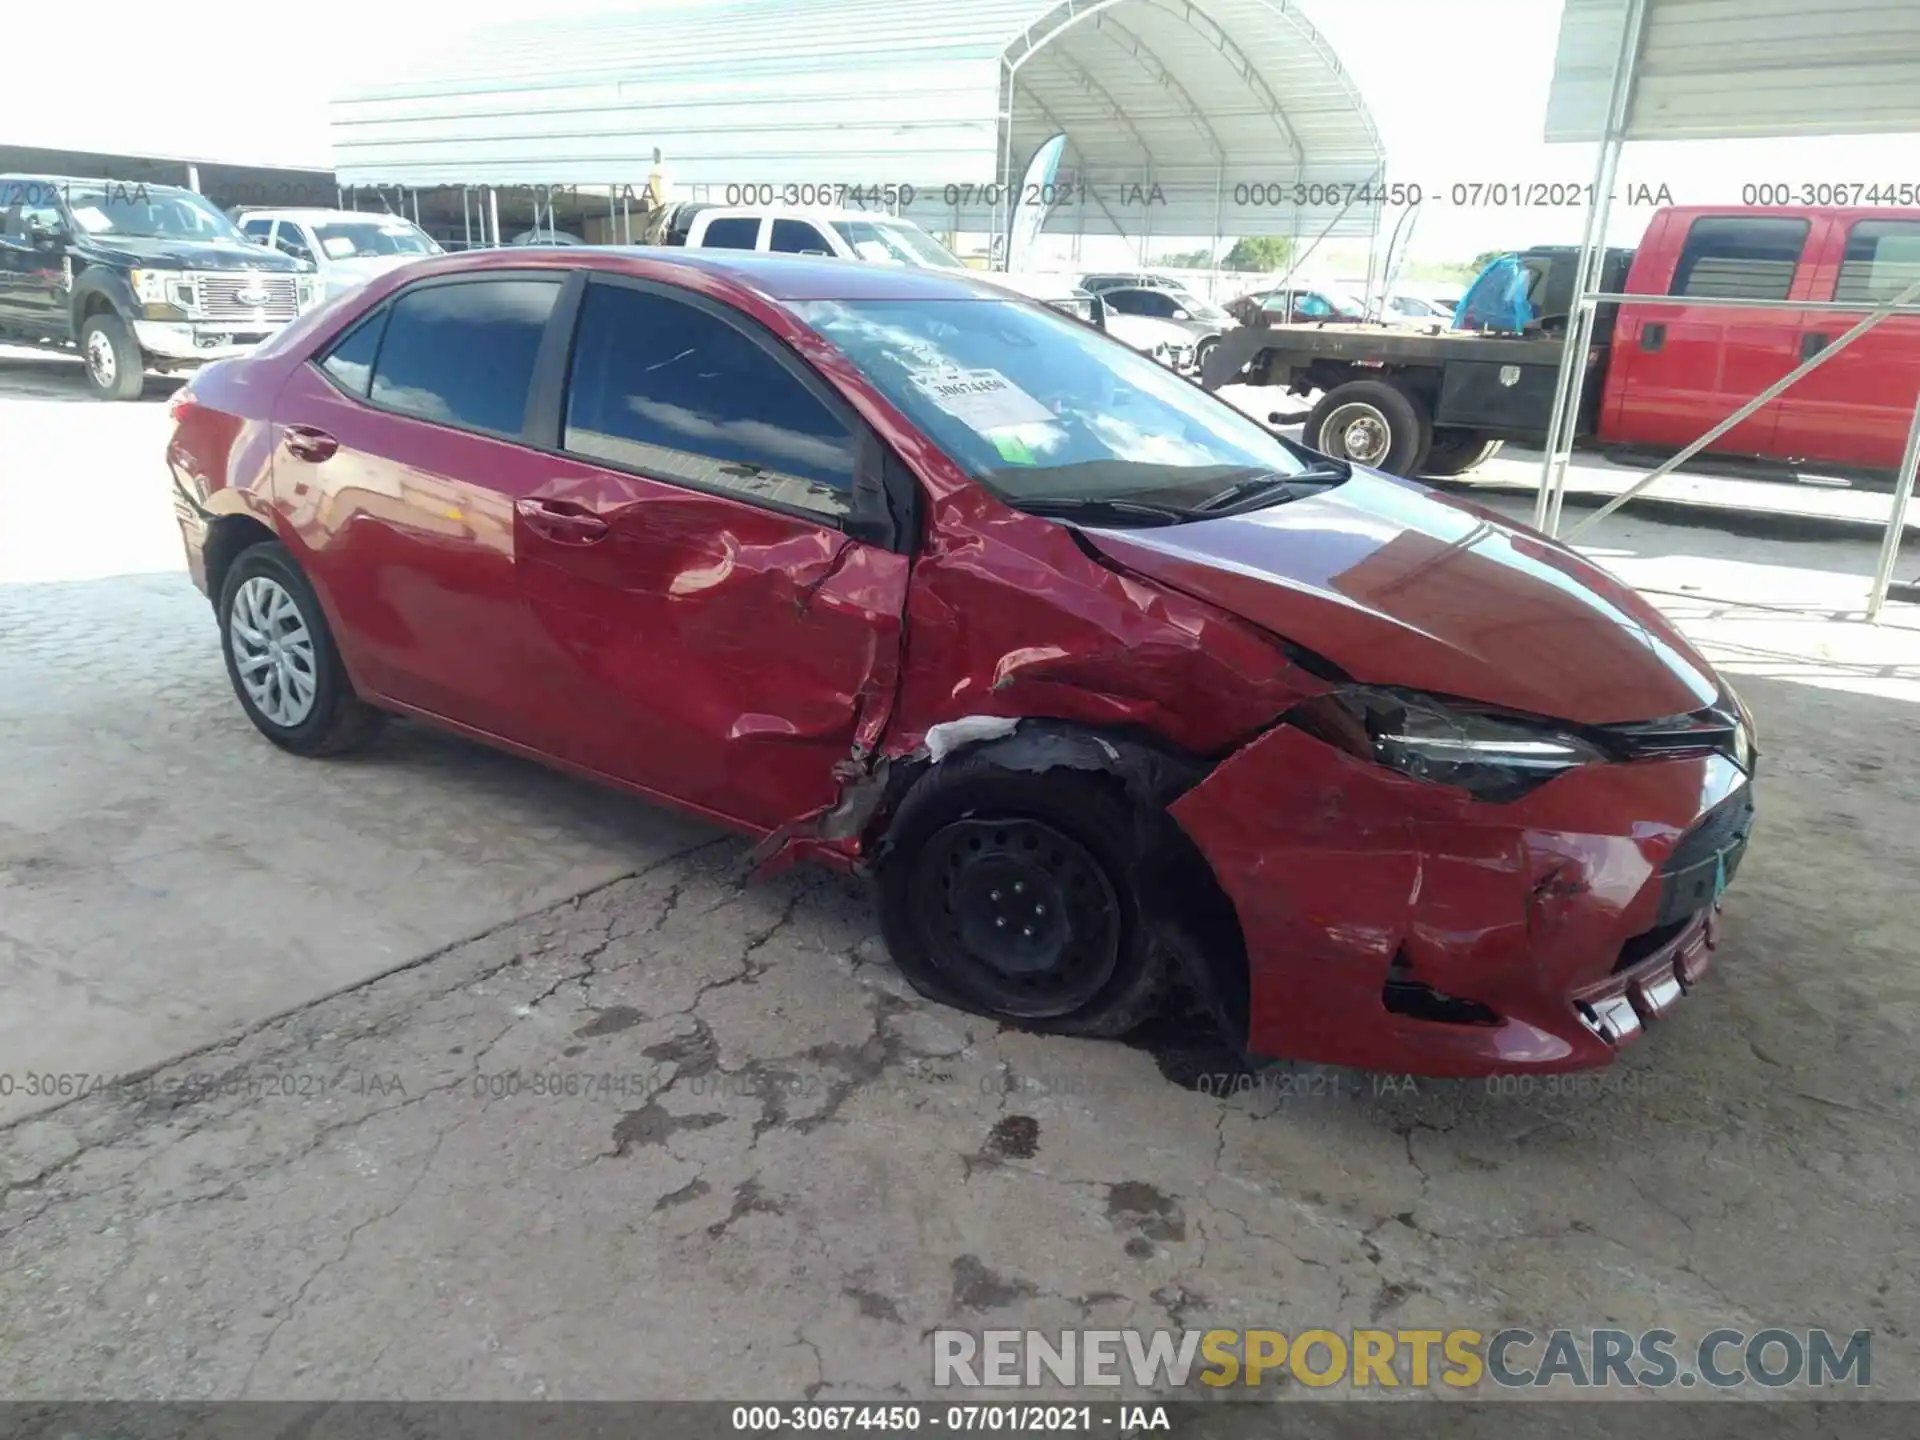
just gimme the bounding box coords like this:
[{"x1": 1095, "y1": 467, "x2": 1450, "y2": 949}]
[{"x1": 330, "y1": 0, "x2": 1388, "y2": 248}]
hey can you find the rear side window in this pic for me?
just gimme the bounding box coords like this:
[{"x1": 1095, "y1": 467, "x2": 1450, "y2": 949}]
[
  {"x1": 769, "y1": 219, "x2": 831, "y2": 254},
  {"x1": 1835, "y1": 220, "x2": 1920, "y2": 305},
  {"x1": 1670, "y1": 217, "x2": 1809, "y2": 301},
  {"x1": 562, "y1": 281, "x2": 856, "y2": 519},
  {"x1": 368, "y1": 279, "x2": 560, "y2": 435},
  {"x1": 319, "y1": 306, "x2": 389, "y2": 396},
  {"x1": 699, "y1": 217, "x2": 760, "y2": 250}
]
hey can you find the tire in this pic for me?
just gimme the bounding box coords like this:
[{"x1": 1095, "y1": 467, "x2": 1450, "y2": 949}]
[
  {"x1": 80, "y1": 313, "x2": 146, "y2": 401},
  {"x1": 1305, "y1": 378, "x2": 1431, "y2": 477},
  {"x1": 218, "y1": 541, "x2": 383, "y2": 756},
  {"x1": 1423, "y1": 428, "x2": 1504, "y2": 477},
  {"x1": 877, "y1": 756, "x2": 1168, "y2": 1038},
  {"x1": 1194, "y1": 334, "x2": 1219, "y2": 373}
]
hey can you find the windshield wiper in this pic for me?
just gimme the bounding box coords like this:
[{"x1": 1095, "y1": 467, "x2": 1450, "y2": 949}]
[
  {"x1": 1193, "y1": 463, "x2": 1348, "y2": 514},
  {"x1": 1016, "y1": 497, "x2": 1194, "y2": 527}
]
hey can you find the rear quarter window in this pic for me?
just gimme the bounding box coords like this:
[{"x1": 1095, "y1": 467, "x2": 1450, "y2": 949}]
[
  {"x1": 1670, "y1": 217, "x2": 1809, "y2": 301},
  {"x1": 1835, "y1": 220, "x2": 1920, "y2": 305}
]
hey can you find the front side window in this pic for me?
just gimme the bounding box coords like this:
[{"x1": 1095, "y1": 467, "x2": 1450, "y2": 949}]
[
  {"x1": 768, "y1": 220, "x2": 832, "y2": 254},
  {"x1": 563, "y1": 282, "x2": 857, "y2": 520},
  {"x1": 241, "y1": 216, "x2": 275, "y2": 241},
  {"x1": 272, "y1": 223, "x2": 313, "y2": 262},
  {"x1": 699, "y1": 217, "x2": 761, "y2": 250},
  {"x1": 367, "y1": 279, "x2": 560, "y2": 435},
  {"x1": 792, "y1": 297, "x2": 1320, "y2": 512},
  {"x1": 1835, "y1": 220, "x2": 1920, "y2": 305},
  {"x1": 1671, "y1": 217, "x2": 1809, "y2": 301}
]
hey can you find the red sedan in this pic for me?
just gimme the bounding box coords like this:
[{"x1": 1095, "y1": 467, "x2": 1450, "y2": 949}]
[{"x1": 166, "y1": 248, "x2": 1756, "y2": 1076}]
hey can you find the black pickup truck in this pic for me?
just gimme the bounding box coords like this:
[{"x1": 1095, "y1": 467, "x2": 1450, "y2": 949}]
[{"x1": 0, "y1": 176, "x2": 324, "y2": 399}]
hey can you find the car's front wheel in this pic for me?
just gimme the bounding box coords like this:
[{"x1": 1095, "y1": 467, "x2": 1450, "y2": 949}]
[
  {"x1": 877, "y1": 757, "x2": 1167, "y2": 1037},
  {"x1": 218, "y1": 541, "x2": 383, "y2": 755},
  {"x1": 80, "y1": 313, "x2": 146, "y2": 401}
]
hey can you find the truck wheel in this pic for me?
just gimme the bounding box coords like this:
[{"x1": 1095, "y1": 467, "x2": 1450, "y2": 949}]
[
  {"x1": 80, "y1": 314, "x2": 146, "y2": 401},
  {"x1": 1305, "y1": 379, "x2": 1430, "y2": 477},
  {"x1": 1423, "y1": 428, "x2": 1504, "y2": 477}
]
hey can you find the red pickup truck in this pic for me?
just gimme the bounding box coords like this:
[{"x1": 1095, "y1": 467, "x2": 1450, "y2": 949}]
[{"x1": 1200, "y1": 205, "x2": 1920, "y2": 479}]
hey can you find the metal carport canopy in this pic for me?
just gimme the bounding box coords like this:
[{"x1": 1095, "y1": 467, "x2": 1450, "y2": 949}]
[
  {"x1": 1546, "y1": 0, "x2": 1920, "y2": 140},
  {"x1": 329, "y1": 0, "x2": 1386, "y2": 240}
]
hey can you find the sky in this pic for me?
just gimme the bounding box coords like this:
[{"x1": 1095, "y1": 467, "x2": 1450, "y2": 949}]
[{"x1": 8, "y1": 0, "x2": 1917, "y2": 272}]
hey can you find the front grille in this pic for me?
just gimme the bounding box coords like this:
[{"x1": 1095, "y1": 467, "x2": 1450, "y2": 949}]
[
  {"x1": 192, "y1": 273, "x2": 300, "y2": 322},
  {"x1": 1647, "y1": 784, "x2": 1755, "y2": 928},
  {"x1": 1667, "y1": 785, "x2": 1755, "y2": 874}
]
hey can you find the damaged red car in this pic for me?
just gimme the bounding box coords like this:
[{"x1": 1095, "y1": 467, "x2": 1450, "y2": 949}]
[{"x1": 167, "y1": 248, "x2": 1756, "y2": 1077}]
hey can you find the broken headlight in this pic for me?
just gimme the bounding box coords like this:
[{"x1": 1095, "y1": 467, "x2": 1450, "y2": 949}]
[{"x1": 1292, "y1": 686, "x2": 1604, "y2": 802}]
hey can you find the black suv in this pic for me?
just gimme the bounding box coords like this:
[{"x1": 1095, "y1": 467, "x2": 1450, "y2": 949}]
[{"x1": 0, "y1": 176, "x2": 324, "y2": 399}]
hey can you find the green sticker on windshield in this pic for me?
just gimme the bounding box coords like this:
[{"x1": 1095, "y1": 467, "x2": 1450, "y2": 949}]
[{"x1": 991, "y1": 431, "x2": 1037, "y2": 465}]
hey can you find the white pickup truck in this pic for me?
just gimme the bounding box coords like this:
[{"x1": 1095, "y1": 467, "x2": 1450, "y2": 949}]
[{"x1": 640, "y1": 203, "x2": 1193, "y2": 367}]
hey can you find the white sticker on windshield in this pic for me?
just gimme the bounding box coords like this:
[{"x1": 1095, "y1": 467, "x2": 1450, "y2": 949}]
[
  {"x1": 909, "y1": 368, "x2": 1055, "y2": 432},
  {"x1": 321, "y1": 236, "x2": 357, "y2": 258},
  {"x1": 68, "y1": 207, "x2": 112, "y2": 234}
]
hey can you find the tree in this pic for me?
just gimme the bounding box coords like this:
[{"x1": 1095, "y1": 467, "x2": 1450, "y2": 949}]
[
  {"x1": 1223, "y1": 236, "x2": 1294, "y2": 273},
  {"x1": 1468, "y1": 249, "x2": 1508, "y2": 273},
  {"x1": 1153, "y1": 247, "x2": 1215, "y2": 269}
]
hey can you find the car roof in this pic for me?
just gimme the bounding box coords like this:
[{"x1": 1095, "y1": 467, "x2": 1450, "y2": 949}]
[
  {"x1": 695, "y1": 207, "x2": 920, "y2": 225},
  {"x1": 383, "y1": 246, "x2": 1033, "y2": 303}
]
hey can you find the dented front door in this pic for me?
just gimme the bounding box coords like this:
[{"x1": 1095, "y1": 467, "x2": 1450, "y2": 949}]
[
  {"x1": 512, "y1": 275, "x2": 909, "y2": 830},
  {"x1": 516, "y1": 464, "x2": 906, "y2": 831}
]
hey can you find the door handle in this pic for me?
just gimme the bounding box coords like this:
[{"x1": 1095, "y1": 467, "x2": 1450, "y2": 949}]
[
  {"x1": 281, "y1": 425, "x2": 337, "y2": 462},
  {"x1": 1800, "y1": 331, "x2": 1830, "y2": 361},
  {"x1": 1639, "y1": 322, "x2": 1666, "y2": 353},
  {"x1": 515, "y1": 496, "x2": 610, "y2": 544}
]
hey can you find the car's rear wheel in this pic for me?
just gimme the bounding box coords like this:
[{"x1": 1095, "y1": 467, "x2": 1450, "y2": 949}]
[
  {"x1": 1305, "y1": 378, "x2": 1431, "y2": 476},
  {"x1": 80, "y1": 314, "x2": 146, "y2": 401},
  {"x1": 877, "y1": 759, "x2": 1167, "y2": 1037},
  {"x1": 1424, "y1": 427, "x2": 1504, "y2": 477},
  {"x1": 219, "y1": 541, "x2": 383, "y2": 756}
]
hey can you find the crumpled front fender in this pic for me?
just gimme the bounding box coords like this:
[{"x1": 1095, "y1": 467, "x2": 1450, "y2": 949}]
[{"x1": 1168, "y1": 724, "x2": 1747, "y2": 1075}]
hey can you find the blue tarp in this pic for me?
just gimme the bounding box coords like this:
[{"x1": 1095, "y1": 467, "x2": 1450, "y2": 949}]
[{"x1": 1454, "y1": 253, "x2": 1534, "y2": 333}]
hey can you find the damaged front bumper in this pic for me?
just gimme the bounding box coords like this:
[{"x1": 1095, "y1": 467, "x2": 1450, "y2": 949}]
[{"x1": 1168, "y1": 725, "x2": 1753, "y2": 1076}]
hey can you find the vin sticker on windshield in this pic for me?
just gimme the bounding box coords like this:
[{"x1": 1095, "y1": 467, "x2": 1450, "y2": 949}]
[{"x1": 909, "y1": 368, "x2": 1055, "y2": 432}]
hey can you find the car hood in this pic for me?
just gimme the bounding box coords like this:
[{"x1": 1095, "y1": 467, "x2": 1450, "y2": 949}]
[
  {"x1": 76, "y1": 234, "x2": 308, "y2": 270},
  {"x1": 1083, "y1": 471, "x2": 1721, "y2": 725}
]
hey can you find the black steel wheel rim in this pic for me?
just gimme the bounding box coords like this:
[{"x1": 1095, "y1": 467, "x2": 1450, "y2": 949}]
[{"x1": 911, "y1": 817, "x2": 1121, "y2": 1018}]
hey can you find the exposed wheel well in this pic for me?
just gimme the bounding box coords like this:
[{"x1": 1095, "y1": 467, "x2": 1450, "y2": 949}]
[
  {"x1": 870, "y1": 720, "x2": 1252, "y2": 1046},
  {"x1": 78, "y1": 292, "x2": 119, "y2": 323},
  {"x1": 203, "y1": 515, "x2": 279, "y2": 610}
]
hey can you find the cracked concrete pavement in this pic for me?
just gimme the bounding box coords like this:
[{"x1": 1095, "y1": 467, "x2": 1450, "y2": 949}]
[{"x1": 2, "y1": 354, "x2": 1917, "y2": 1403}]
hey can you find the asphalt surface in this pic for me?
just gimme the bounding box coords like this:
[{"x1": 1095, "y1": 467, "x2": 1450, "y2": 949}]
[{"x1": 2, "y1": 346, "x2": 1916, "y2": 1406}]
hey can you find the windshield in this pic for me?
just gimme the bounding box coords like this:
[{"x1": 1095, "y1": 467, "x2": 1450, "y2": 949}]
[
  {"x1": 792, "y1": 297, "x2": 1319, "y2": 512},
  {"x1": 1169, "y1": 288, "x2": 1230, "y2": 321},
  {"x1": 829, "y1": 219, "x2": 965, "y2": 269},
  {"x1": 313, "y1": 220, "x2": 441, "y2": 260},
  {"x1": 64, "y1": 187, "x2": 246, "y2": 242}
]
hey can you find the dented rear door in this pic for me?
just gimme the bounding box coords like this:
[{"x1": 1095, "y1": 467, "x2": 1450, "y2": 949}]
[{"x1": 513, "y1": 276, "x2": 908, "y2": 831}]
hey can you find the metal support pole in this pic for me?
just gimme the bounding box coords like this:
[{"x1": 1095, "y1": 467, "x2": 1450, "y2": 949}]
[
  {"x1": 1535, "y1": 0, "x2": 1649, "y2": 534},
  {"x1": 488, "y1": 187, "x2": 501, "y2": 248},
  {"x1": 187, "y1": 163, "x2": 200, "y2": 192},
  {"x1": 1567, "y1": 273, "x2": 1920, "y2": 539},
  {"x1": 462, "y1": 187, "x2": 471, "y2": 250},
  {"x1": 1867, "y1": 392, "x2": 1920, "y2": 621},
  {"x1": 622, "y1": 190, "x2": 631, "y2": 244}
]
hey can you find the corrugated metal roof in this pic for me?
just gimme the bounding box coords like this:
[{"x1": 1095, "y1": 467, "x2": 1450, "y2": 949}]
[
  {"x1": 1547, "y1": 0, "x2": 1920, "y2": 141},
  {"x1": 331, "y1": 0, "x2": 1386, "y2": 238}
]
